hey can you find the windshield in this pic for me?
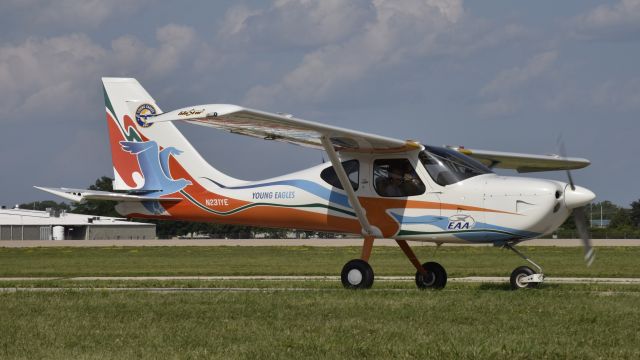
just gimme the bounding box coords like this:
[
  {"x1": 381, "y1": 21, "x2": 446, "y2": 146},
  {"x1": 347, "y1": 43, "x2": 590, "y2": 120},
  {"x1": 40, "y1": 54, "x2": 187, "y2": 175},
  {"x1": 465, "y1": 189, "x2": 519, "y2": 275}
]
[{"x1": 419, "y1": 146, "x2": 492, "y2": 186}]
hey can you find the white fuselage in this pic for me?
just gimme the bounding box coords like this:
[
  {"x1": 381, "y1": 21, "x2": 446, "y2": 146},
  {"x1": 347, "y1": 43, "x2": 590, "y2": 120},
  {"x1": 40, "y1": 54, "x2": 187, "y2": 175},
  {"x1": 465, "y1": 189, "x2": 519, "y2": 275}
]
[{"x1": 116, "y1": 148, "x2": 590, "y2": 245}]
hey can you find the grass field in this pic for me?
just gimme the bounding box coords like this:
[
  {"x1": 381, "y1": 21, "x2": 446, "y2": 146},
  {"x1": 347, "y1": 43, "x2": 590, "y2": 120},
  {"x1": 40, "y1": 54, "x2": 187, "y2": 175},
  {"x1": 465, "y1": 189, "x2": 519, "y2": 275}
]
[
  {"x1": 0, "y1": 245, "x2": 639, "y2": 277},
  {"x1": 1, "y1": 246, "x2": 639, "y2": 359},
  {"x1": 2, "y1": 286, "x2": 639, "y2": 359}
]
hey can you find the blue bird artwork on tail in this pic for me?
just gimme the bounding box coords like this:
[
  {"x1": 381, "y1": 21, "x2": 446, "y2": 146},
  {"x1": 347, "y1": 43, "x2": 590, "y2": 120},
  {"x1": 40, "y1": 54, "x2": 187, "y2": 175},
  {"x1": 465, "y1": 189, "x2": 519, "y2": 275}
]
[{"x1": 119, "y1": 141, "x2": 192, "y2": 197}]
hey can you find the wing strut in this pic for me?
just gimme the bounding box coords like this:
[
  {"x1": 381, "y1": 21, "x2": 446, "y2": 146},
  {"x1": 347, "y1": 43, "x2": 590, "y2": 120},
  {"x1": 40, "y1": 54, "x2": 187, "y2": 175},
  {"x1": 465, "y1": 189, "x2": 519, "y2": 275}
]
[{"x1": 320, "y1": 136, "x2": 381, "y2": 237}]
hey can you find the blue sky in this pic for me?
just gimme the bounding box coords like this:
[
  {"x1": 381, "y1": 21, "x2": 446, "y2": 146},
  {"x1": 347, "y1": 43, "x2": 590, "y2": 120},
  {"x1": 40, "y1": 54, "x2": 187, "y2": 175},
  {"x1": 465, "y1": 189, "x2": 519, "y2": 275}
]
[{"x1": 1, "y1": 0, "x2": 639, "y2": 207}]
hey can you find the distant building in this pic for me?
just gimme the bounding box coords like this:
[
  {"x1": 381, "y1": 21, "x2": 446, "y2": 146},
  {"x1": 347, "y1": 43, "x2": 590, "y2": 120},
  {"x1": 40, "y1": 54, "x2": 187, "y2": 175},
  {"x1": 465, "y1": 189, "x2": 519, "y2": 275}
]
[
  {"x1": 0, "y1": 207, "x2": 155, "y2": 240},
  {"x1": 590, "y1": 219, "x2": 610, "y2": 228}
]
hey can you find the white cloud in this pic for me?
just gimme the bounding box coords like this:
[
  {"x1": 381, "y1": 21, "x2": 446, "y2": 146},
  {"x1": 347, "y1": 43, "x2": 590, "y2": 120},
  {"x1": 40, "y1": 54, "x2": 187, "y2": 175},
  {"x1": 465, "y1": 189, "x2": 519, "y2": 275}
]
[
  {"x1": 0, "y1": 0, "x2": 148, "y2": 28},
  {"x1": 442, "y1": 22, "x2": 529, "y2": 57},
  {"x1": 573, "y1": 0, "x2": 640, "y2": 40},
  {"x1": 480, "y1": 51, "x2": 557, "y2": 96},
  {"x1": 0, "y1": 33, "x2": 106, "y2": 116},
  {"x1": 0, "y1": 24, "x2": 205, "y2": 119},
  {"x1": 148, "y1": 24, "x2": 198, "y2": 75},
  {"x1": 218, "y1": 5, "x2": 261, "y2": 38},
  {"x1": 477, "y1": 51, "x2": 558, "y2": 117},
  {"x1": 220, "y1": 0, "x2": 376, "y2": 48},
  {"x1": 240, "y1": 0, "x2": 465, "y2": 107}
]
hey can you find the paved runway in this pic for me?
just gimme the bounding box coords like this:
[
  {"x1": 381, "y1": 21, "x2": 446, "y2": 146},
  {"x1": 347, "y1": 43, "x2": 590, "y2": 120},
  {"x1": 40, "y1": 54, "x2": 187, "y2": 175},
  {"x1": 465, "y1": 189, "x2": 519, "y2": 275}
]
[{"x1": 1, "y1": 238, "x2": 639, "y2": 247}]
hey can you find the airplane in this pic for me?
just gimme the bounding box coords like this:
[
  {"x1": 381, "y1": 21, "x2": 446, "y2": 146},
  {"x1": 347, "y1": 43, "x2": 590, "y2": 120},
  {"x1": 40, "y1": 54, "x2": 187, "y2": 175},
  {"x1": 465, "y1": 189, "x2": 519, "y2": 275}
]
[{"x1": 37, "y1": 77, "x2": 596, "y2": 290}]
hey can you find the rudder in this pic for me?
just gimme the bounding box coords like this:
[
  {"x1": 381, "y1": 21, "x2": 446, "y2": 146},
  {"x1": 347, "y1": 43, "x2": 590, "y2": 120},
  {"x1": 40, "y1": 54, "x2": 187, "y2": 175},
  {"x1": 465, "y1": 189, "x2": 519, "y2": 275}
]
[{"x1": 102, "y1": 77, "x2": 237, "y2": 193}]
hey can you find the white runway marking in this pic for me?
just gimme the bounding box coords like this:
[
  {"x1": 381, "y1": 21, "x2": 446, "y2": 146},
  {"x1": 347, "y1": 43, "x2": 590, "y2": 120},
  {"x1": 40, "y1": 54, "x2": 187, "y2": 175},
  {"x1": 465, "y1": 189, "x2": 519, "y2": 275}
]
[{"x1": 0, "y1": 276, "x2": 639, "y2": 284}]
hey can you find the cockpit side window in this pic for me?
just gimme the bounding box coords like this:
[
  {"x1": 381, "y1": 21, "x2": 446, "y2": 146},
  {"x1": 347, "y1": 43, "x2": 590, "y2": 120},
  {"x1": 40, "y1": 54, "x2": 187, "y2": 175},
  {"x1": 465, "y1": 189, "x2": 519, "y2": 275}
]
[
  {"x1": 320, "y1": 160, "x2": 359, "y2": 190},
  {"x1": 373, "y1": 159, "x2": 425, "y2": 197},
  {"x1": 419, "y1": 146, "x2": 492, "y2": 186}
]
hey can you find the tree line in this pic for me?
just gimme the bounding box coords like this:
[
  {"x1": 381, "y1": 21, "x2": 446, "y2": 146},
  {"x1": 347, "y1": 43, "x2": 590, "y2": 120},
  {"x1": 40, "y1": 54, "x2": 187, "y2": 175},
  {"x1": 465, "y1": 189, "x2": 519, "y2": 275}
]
[{"x1": 557, "y1": 200, "x2": 640, "y2": 238}]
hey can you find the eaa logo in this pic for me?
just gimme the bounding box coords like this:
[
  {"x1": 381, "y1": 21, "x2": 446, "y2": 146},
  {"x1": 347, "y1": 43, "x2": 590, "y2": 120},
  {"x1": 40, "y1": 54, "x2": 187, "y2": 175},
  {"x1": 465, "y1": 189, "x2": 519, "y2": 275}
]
[
  {"x1": 135, "y1": 104, "x2": 156, "y2": 128},
  {"x1": 447, "y1": 214, "x2": 476, "y2": 230}
]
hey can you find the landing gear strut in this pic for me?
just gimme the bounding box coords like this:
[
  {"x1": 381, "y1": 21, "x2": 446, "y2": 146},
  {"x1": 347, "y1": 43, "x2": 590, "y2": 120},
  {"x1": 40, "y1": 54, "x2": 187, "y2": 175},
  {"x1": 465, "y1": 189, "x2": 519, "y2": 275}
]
[
  {"x1": 397, "y1": 239, "x2": 447, "y2": 290},
  {"x1": 504, "y1": 243, "x2": 544, "y2": 290}
]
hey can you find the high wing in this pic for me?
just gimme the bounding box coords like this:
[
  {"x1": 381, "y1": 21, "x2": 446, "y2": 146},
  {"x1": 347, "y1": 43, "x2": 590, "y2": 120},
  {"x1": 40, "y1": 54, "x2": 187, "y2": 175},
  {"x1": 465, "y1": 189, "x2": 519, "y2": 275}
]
[
  {"x1": 145, "y1": 104, "x2": 421, "y2": 153},
  {"x1": 34, "y1": 187, "x2": 182, "y2": 203},
  {"x1": 448, "y1": 146, "x2": 590, "y2": 173}
]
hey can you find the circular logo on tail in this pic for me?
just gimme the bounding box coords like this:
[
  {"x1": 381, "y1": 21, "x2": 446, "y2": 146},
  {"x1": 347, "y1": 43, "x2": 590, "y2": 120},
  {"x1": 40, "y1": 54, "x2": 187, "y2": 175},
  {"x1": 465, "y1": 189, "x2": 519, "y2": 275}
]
[{"x1": 135, "y1": 104, "x2": 156, "y2": 128}]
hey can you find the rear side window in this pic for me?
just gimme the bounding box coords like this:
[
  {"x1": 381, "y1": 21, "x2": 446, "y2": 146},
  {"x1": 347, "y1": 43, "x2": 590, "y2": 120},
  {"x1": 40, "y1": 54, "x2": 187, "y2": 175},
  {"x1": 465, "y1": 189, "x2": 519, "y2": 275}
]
[
  {"x1": 373, "y1": 159, "x2": 425, "y2": 197},
  {"x1": 320, "y1": 160, "x2": 359, "y2": 190}
]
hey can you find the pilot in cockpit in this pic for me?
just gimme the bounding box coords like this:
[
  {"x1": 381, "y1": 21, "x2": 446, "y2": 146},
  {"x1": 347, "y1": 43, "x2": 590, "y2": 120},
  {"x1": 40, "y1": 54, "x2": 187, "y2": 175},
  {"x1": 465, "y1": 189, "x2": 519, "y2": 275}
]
[{"x1": 381, "y1": 163, "x2": 422, "y2": 197}]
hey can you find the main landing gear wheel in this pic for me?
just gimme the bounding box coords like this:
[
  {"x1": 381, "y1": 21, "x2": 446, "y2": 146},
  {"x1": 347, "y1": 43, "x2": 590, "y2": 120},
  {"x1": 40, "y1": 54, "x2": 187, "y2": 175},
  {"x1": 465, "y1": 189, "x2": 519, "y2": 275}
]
[
  {"x1": 510, "y1": 266, "x2": 540, "y2": 290},
  {"x1": 415, "y1": 261, "x2": 447, "y2": 290},
  {"x1": 341, "y1": 259, "x2": 374, "y2": 289}
]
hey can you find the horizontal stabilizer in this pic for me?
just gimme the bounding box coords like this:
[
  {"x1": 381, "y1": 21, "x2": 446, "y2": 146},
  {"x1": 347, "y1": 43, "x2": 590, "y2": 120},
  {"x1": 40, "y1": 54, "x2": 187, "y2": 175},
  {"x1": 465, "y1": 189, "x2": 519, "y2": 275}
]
[
  {"x1": 449, "y1": 147, "x2": 590, "y2": 173},
  {"x1": 34, "y1": 186, "x2": 182, "y2": 203}
]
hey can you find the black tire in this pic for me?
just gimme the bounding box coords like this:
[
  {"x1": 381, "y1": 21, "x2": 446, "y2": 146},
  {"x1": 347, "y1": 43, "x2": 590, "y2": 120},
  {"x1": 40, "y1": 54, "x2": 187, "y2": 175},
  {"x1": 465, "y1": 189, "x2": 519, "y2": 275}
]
[
  {"x1": 341, "y1": 259, "x2": 374, "y2": 289},
  {"x1": 415, "y1": 261, "x2": 447, "y2": 290},
  {"x1": 510, "y1": 266, "x2": 539, "y2": 290}
]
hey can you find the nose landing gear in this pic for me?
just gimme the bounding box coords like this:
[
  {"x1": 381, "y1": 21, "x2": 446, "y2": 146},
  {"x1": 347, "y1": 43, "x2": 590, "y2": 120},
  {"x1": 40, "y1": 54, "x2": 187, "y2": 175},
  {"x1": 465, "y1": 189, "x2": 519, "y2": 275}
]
[{"x1": 504, "y1": 243, "x2": 544, "y2": 290}]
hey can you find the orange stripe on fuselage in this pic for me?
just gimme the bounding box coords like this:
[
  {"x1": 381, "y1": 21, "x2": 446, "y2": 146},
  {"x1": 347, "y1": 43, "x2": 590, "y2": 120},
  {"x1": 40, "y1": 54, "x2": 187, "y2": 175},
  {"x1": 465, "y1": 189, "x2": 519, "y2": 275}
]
[
  {"x1": 142, "y1": 156, "x2": 514, "y2": 237},
  {"x1": 147, "y1": 194, "x2": 511, "y2": 238},
  {"x1": 142, "y1": 156, "x2": 362, "y2": 233},
  {"x1": 166, "y1": 156, "x2": 251, "y2": 211},
  {"x1": 358, "y1": 197, "x2": 515, "y2": 237},
  {"x1": 133, "y1": 204, "x2": 362, "y2": 234}
]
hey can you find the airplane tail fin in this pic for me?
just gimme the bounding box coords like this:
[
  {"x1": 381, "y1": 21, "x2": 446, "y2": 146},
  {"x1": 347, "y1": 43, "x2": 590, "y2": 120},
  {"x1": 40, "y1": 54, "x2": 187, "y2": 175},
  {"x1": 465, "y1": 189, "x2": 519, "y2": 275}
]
[{"x1": 101, "y1": 77, "x2": 237, "y2": 193}]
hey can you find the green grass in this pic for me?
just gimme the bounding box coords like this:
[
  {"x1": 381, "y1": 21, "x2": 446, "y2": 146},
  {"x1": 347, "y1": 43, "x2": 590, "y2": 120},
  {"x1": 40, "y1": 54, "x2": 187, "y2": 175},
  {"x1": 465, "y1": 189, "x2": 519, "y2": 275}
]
[
  {"x1": 0, "y1": 246, "x2": 639, "y2": 277},
  {"x1": 1, "y1": 279, "x2": 640, "y2": 292},
  {"x1": 1, "y1": 286, "x2": 639, "y2": 359},
  {"x1": 1, "y1": 246, "x2": 639, "y2": 359}
]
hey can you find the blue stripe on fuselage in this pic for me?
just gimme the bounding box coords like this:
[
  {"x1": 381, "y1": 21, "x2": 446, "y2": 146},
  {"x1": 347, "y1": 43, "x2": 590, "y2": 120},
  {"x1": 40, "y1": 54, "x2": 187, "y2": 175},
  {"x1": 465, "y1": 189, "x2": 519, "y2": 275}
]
[
  {"x1": 203, "y1": 178, "x2": 351, "y2": 209},
  {"x1": 390, "y1": 212, "x2": 540, "y2": 240}
]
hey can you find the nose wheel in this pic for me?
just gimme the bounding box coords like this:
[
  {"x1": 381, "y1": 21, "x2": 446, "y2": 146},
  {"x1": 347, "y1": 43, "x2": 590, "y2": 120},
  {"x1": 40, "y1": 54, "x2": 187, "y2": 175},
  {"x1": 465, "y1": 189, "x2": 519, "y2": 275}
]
[
  {"x1": 505, "y1": 243, "x2": 544, "y2": 290},
  {"x1": 510, "y1": 266, "x2": 542, "y2": 289}
]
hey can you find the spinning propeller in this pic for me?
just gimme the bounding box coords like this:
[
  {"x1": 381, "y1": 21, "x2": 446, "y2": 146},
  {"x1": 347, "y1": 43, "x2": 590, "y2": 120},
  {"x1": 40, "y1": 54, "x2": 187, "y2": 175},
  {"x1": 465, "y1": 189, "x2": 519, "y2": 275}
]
[{"x1": 558, "y1": 138, "x2": 596, "y2": 266}]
